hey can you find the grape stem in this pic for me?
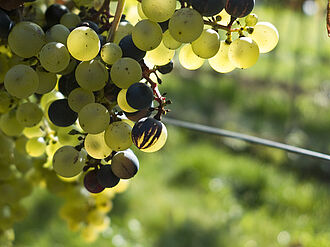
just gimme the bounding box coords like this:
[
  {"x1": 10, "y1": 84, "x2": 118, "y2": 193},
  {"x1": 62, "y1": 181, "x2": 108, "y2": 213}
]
[
  {"x1": 203, "y1": 16, "x2": 238, "y2": 33},
  {"x1": 107, "y1": 0, "x2": 126, "y2": 42}
]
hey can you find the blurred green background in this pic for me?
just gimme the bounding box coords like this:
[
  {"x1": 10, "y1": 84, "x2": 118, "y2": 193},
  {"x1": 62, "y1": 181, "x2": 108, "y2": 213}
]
[{"x1": 13, "y1": 0, "x2": 330, "y2": 246}]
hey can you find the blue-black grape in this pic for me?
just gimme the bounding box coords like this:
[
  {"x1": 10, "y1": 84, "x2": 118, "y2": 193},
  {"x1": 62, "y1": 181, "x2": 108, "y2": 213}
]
[
  {"x1": 45, "y1": 4, "x2": 69, "y2": 27},
  {"x1": 78, "y1": 20, "x2": 99, "y2": 33},
  {"x1": 0, "y1": 9, "x2": 13, "y2": 39},
  {"x1": 96, "y1": 165, "x2": 120, "y2": 188},
  {"x1": 190, "y1": 0, "x2": 225, "y2": 17},
  {"x1": 158, "y1": 61, "x2": 173, "y2": 74},
  {"x1": 225, "y1": 0, "x2": 255, "y2": 18},
  {"x1": 119, "y1": 35, "x2": 146, "y2": 61},
  {"x1": 126, "y1": 83, "x2": 153, "y2": 110},
  {"x1": 84, "y1": 169, "x2": 105, "y2": 193},
  {"x1": 48, "y1": 99, "x2": 78, "y2": 127},
  {"x1": 58, "y1": 73, "x2": 79, "y2": 97}
]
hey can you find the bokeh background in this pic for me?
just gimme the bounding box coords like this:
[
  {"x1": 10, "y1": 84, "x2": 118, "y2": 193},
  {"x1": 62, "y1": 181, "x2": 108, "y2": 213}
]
[{"x1": 12, "y1": 0, "x2": 330, "y2": 246}]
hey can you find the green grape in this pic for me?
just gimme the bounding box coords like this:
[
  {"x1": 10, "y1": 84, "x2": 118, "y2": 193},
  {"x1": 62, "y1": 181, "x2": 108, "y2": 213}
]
[
  {"x1": 162, "y1": 30, "x2": 181, "y2": 50},
  {"x1": 40, "y1": 91, "x2": 64, "y2": 110},
  {"x1": 0, "y1": 164, "x2": 15, "y2": 181},
  {"x1": 46, "y1": 139, "x2": 62, "y2": 157},
  {"x1": 100, "y1": 43, "x2": 122, "y2": 65},
  {"x1": 53, "y1": 146, "x2": 86, "y2": 178},
  {"x1": 145, "y1": 42, "x2": 175, "y2": 66},
  {"x1": 16, "y1": 102, "x2": 43, "y2": 127},
  {"x1": 110, "y1": 58, "x2": 142, "y2": 89},
  {"x1": 132, "y1": 20, "x2": 162, "y2": 51},
  {"x1": 57, "y1": 127, "x2": 80, "y2": 146},
  {"x1": 84, "y1": 132, "x2": 112, "y2": 159},
  {"x1": 250, "y1": 22, "x2": 279, "y2": 53},
  {"x1": 15, "y1": 135, "x2": 29, "y2": 154},
  {"x1": 75, "y1": 60, "x2": 108, "y2": 91},
  {"x1": 60, "y1": 13, "x2": 81, "y2": 29},
  {"x1": 208, "y1": 41, "x2": 236, "y2": 73},
  {"x1": 0, "y1": 110, "x2": 24, "y2": 137},
  {"x1": 0, "y1": 52, "x2": 10, "y2": 83},
  {"x1": 228, "y1": 36, "x2": 259, "y2": 69},
  {"x1": 78, "y1": 103, "x2": 110, "y2": 134},
  {"x1": 39, "y1": 42, "x2": 71, "y2": 73},
  {"x1": 58, "y1": 58, "x2": 77, "y2": 75},
  {"x1": 14, "y1": 149, "x2": 33, "y2": 174},
  {"x1": 8, "y1": 21, "x2": 45, "y2": 58},
  {"x1": 0, "y1": 91, "x2": 14, "y2": 113},
  {"x1": 141, "y1": 0, "x2": 176, "y2": 22},
  {"x1": 179, "y1": 44, "x2": 205, "y2": 70},
  {"x1": 245, "y1": 13, "x2": 258, "y2": 26},
  {"x1": 169, "y1": 8, "x2": 204, "y2": 43},
  {"x1": 4, "y1": 64, "x2": 39, "y2": 99},
  {"x1": 45, "y1": 24, "x2": 70, "y2": 44},
  {"x1": 0, "y1": 131, "x2": 15, "y2": 164},
  {"x1": 137, "y1": 2, "x2": 147, "y2": 19},
  {"x1": 68, "y1": 87, "x2": 95, "y2": 113},
  {"x1": 35, "y1": 67, "x2": 58, "y2": 94},
  {"x1": 117, "y1": 89, "x2": 137, "y2": 113},
  {"x1": 104, "y1": 121, "x2": 132, "y2": 151},
  {"x1": 23, "y1": 124, "x2": 45, "y2": 138},
  {"x1": 191, "y1": 29, "x2": 220, "y2": 59},
  {"x1": 25, "y1": 137, "x2": 46, "y2": 157},
  {"x1": 67, "y1": 26, "x2": 100, "y2": 61},
  {"x1": 114, "y1": 21, "x2": 134, "y2": 44}
]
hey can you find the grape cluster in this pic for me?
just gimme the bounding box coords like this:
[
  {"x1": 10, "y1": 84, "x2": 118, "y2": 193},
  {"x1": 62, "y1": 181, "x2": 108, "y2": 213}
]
[{"x1": 0, "y1": 0, "x2": 279, "y2": 243}]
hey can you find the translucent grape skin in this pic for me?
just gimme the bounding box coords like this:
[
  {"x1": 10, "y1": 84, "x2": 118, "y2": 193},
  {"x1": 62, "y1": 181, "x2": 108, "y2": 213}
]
[
  {"x1": 84, "y1": 170, "x2": 105, "y2": 193},
  {"x1": 68, "y1": 88, "x2": 95, "y2": 113},
  {"x1": 191, "y1": 29, "x2": 220, "y2": 59},
  {"x1": 111, "y1": 150, "x2": 139, "y2": 179},
  {"x1": 126, "y1": 83, "x2": 153, "y2": 110},
  {"x1": 179, "y1": 44, "x2": 205, "y2": 70},
  {"x1": 45, "y1": 24, "x2": 70, "y2": 44},
  {"x1": 101, "y1": 43, "x2": 122, "y2": 65},
  {"x1": 141, "y1": 0, "x2": 176, "y2": 23},
  {"x1": 84, "y1": 132, "x2": 112, "y2": 159},
  {"x1": 96, "y1": 165, "x2": 120, "y2": 188},
  {"x1": 208, "y1": 40, "x2": 236, "y2": 73},
  {"x1": 16, "y1": 102, "x2": 43, "y2": 127},
  {"x1": 39, "y1": 42, "x2": 70, "y2": 73},
  {"x1": 48, "y1": 99, "x2": 78, "y2": 127},
  {"x1": 35, "y1": 67, "x2": 57, "y2": 94},
  {"x1": 78, "y1": 103, "x2": 110, "y2": 134},
  {"x1": 145, "y1": 42, "x2": 175, "y2": 66},
  {"x1": 104, "y1": 121, "x2": 132, "y2": 151},
  {"x1": 132, "y1": 20, "x2": 163, "y2": 51},
  {"x1": 250, "y1": 22, "x2": 279, "y2": 53},
  {"x1": 117, "y1": 89, "x2": 138, "y2": 113}
]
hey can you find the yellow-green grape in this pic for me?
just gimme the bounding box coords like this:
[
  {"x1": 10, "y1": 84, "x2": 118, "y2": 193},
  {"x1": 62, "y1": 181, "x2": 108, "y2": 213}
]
[
  {"x1": 40, "y1": 91, "x2": 64, "y2": 110},
  {"x1": 23, "y1": 124, "x2": 45, "y2": 138},
  {"x1": 4, "y1": 64, "x2": 39, "y2": 99},
  {"x1": 79, "y1": 103, "x2": 110, "y2": 134},
  {"x1": 0, "y1": 91, "x2": 14, "y2": 113},
  {"x1": 8, "y1": 21, "x2": 45, "y2": 58},
  {"x1": 169, "y1": 8, "x2": 204, "y2": 43},
  {"x1": 110, "y1": 58, "x2": 142, "y2": 89},
  {"x1": 35, "y1": 67, "x2": 57, "y2": 94},
  {"x1": 75, "y1": 60, "x2": 109, "y2": 91},
  {"x1": 100, "y1": 43, "x2": 122, "y2": 65},
  {"x1": 0, "y1": 110, "x2": 24, "y2": 137},
  {"x1": 250, "y1": 22, "x2": 279, "y2": 53},
  {"x1": 245, "y1": 13, "x2": 258, "y2": 26},
  {"x1": 46, "y1": 139, "x2": 62, "y2": 157},
  {"x1": 162, "y1": 30, "x2": 181, "y2": 50},
  {"x1": 84, "y1": 132, "x2": 112, "y2": 159},
  {"x1": 114, "y1": 22, "x2": 134, "y2": 44},
  {"x1": 53, "y1": 146, "x2": 86, "y2": 178},
  {"x1": 39, "y1": 42, "x2": 70, "y2": 73},
  {"x1": 208, "y1": 41, "x2": 236, "y2": 73},
  {"x1": 179, "y1": 44, "x2": 205, "y2": 70},
  {"x1": 191, "y1": 29, "x2": 220, "y2": 59},
  {"x1": 67, "y1": 26, "x2": 100, "y2": 61},
  {"x1": 132, "y1": 20, "x2": 162, "y2": 51},
  {"x1": 57, "y1": 127, "x2": 80, "y2": 146},
  {"x1": 68, "y1": 88, "x2": 95, "y2": 113},
  {"x1": 15, "y1": 135, "x2": 28, "y2": 154},
  {"x1": 25, "y1": 137, "x2": 46, "y2": 157},
  {"x1": 141, "y1": 0, "x2": 176, "y2": 22},
  {"x1": 16, "y1": 102, "x2": 43, "y2": 127},
  {"x1": 60, "y1": 13, "x2": 81, "y2": 29},
  {"x1": 137, "y1": 2, "x2": 147, "y2": 19},
  {"x1": 104, "y1": 121, "x2": 132, "y2": 151},
  {"x1": 117, "y1": 89, "x2": 137, "y2": 113},
  {"x1": 228, "y1": 36, "x2": 259, "y2": 69},
  {"x1": 145, "y1": 42, "x2": 175, "y2": 66},
  {"x1": 45, "y1": 24, "x2": 70, "y2": 44}
]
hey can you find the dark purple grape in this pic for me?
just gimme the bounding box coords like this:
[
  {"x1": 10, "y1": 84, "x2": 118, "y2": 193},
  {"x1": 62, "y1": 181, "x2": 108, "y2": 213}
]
[
  {"x1": 126, "y1": 83, "x2": 153, "y2": 110},
  {"x1": 158, "y1": 61, "x2": 173, "y2": 74},
  {"x1": 58, "y1": 73, "x2": 79, "y2": 97},
  {"x1": 97, "y1": 165, "x2": 120, "y2": 188},
  {"x1": 124, "y1": 107, "x2": 152, "y2": 122},
  {"x1": 45, "y1": 4, "x2": 69, "y2": 27},
  {"x1": 111, "y1": 150, "x2": 139, "y2": 179},
  {"x1": 0, "y1": 9, "x2": 13, "y2": 39},
  {"x1": 191, "y1": 0, "x2": 225, "y2": 17},
  {"x1": 119, "y1": 35, "x2": 146, "y2": 61},
  {"x1": 48, "y1": 99, "x2": 78, "y2": 127},
  {"x1": 225, "y1": 0, "x2": 255, "y2": 18},
  {"x1": 84, "y1": 170, "x2": 105, "y2": 193}
]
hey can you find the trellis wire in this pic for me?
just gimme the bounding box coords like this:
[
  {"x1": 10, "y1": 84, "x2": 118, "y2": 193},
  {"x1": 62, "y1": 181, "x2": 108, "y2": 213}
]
[{"x1": 163, "y1": 118, "x2": 330, "y2": 162}]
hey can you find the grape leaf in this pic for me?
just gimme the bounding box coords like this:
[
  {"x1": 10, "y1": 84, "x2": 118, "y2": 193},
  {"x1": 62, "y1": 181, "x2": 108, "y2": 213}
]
[
  {"x1": 0, "y1": 0, "x2": 24, "y2": 11},
  {"x1": 328, "y1": 0, "x2": 330, "y2": 37}
]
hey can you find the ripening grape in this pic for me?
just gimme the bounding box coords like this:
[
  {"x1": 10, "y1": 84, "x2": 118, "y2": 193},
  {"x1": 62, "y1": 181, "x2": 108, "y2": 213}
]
[
  {"x1": 191, "y1": 29, "x2": 220, "y2": 59},
  {"x1": 45, "y1": 24, "x2": 70, "y2": 44},
  {"x1": 208, "y1": 41, "x2": 236, "y2": 73},
  {"x1": 83, "y1": 169, "x2": 105, "y2": 194},
  {"x1": 68, "y1": 88, "x2": 95, "y2": 113},
  {"x1": 67, "y1": 26, "x2": 100, "y2": 61},
  {"x1": 39, "y1": 42, "x2": 70, "y2": 73},
  {"x1": 96, "y1": 165, "x2": 120, "y2": 188},
  {"x1": 53, "y1": 146, "x2": 86, "y2": 178},
  {"x1": 104, "y1": 121, "x2": 132, "y2": 151},
  {"x1": 179, "y1": 44, "x2": 205, "y2": 70},
  {"x1": 141, "y1": 0, "x2": 176, "y2": 22},
  {"x1": 16, "y1": 102, "x2": 43, "y2": 127},
  {"x1": 169, "y1": 8, "x2": 204, "y2": 43},
  {"x1": 23, "y1": 124, "x2": 45, "y2": 139},
  {"x1": 78, "y1": 103, "x2": 110, "y2": 134},
  {"x1": 228, "y1": 36, "x2": 259, "y2": 69},
  {"x1": 162, "y1": 30, "x2": 181, "y2": 50},
  {"x1": 145, "y1": 42, "x2": 175, "y2": 66},
  {"x1": 35, "y1": 67, "x2": 58, "y2": 94},
  {"x1": 245, "y1": 13, "x2": 258, "y2": 26},
  {"x1": 132, "y1": 20, "x2": 162, "y2": 51},
  {"x1": 250, "y1": 22, "x2": 279, "y2": 53},
  {"x1": 25, "y1": 137, "x2": 46, "y2": 157},
  {"x1": 75, "y1": 60, "x2": 108, "y2": 91},
  {"x1": 100, "y1": 43, "x2": 122, "y2": 65},
  {"x1": 8, "y1": 21, "x2": 45, "y2": 58},
  {"x1": 0, "y1": 110, "x2": 24, "y2": 137},
  {"x1": 84, "y1": 132, "x2": 112, "y2": 159},
  {"x1": 60, "y1": 13, "x2": 81, "y2": 29},
  {"x1": 4, "y1": 64, "x2": 39, "y2": 99},
  {"x1": 117, "y1": 89, "x2": 138, "y2": 113},
  {"x1": 110, "y1": 58, "x2": 142, "y2": 89},
  {"x1": 111, "y1": 150, "x2": 139, "y2": 179}
]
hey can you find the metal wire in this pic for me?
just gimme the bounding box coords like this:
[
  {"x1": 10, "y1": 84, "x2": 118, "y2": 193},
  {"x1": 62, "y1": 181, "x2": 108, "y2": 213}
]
[{"x1": 163, "y1": 118, "x2": 330, "y2": 162}]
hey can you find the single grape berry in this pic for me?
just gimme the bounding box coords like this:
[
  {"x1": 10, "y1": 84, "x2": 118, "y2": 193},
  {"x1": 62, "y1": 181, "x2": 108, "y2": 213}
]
[
  {"x1": 126, "y1": 83, "x2": 153, "y2": 110},
  {"x1": 84, "y1": 169, "x2": 105, "y2": 193},
  {"x1": 45, "y1": 4, "x2": 69, "y2": 27},
  {"x1": 97, "y1": 165, "x2": 120, "y2": 188},
  {"x1": 158, "y1": 61, "x2": 173, "y2": 74},
  {"x1": 225, "y1": 0, "x2": 255, "y2": 18},
  {"x1": 111, "y1": 150, "x2": 139, "y2": 179},
  {"x1": 48, "y1": 99, "x2": 78, "y2": 127},
  {"x1": 119, "y1": 35, "x2": 146, "y2": 61}
]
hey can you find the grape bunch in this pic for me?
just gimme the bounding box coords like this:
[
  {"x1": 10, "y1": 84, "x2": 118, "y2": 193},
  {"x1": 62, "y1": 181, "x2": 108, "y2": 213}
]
[{"x1": 0, "y1": 0, "x2": 279, "y2": 243}]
